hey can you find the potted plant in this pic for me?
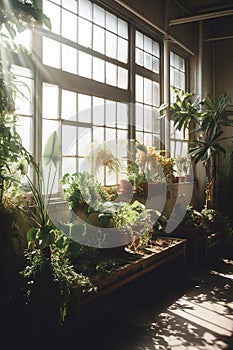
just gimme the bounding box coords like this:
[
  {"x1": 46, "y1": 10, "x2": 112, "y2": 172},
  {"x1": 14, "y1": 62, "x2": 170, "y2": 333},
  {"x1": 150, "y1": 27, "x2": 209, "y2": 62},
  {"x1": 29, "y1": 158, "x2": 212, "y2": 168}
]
[
  {"x1": 170, "y1": 90, "x2": 233, "y2": 209},
  {"x1": 87, "y1": 141, "x2": 122, "y2": 176},
  {"x1": 21, "y1": 132, "x2": 95, "y2": 335}
]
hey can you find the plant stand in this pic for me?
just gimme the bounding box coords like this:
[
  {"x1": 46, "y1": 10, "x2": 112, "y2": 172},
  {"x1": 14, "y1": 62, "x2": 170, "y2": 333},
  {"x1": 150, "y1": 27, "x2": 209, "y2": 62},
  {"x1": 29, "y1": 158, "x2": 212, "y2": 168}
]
[
  {"x1": 169, "y1": 227, "x2": 206, "y2": 270},
  {"x1": 73, "y1": 237, "x2": 186, "y2": 321}
]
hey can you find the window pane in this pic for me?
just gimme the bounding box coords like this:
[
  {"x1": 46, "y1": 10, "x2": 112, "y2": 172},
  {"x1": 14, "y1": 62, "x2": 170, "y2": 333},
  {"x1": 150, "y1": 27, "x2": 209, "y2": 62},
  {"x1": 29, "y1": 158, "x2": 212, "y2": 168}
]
[
  {"x1": 144, "y1": 133, "x2": 152, "y2": 146},
  {"x1": 42, "y1": 120, "x2": 60, "y2": 149},
  {"x1": 93, "y1": 97, "x2": 104, "y2": 125},
  {"x1": 117, "y1": 131, "x2": 127, "y2": 157},
  {"x1": 93, "y1": 57, "x2": 105, "y2": 83},
  {"x1": 43, "y1": 84, "x2": 59, "y2": 119},
  {"x1": 43, "y1": 0, "x2": 60, "y2": 35},
  {"x1": 93, "y1": 4, "x2": 105, "y2": 26},
  {"x1": 144, "y1": 52, "x2": 152, "y2": 70},
  {"x1": 144, "y1": 107, "x2": 152, "y2": 132},
  {"x1": 62, "y1": 44, "x2": 77, "y2": 74},
  {"x1": 106, "y1": 12, "x2": 117, "y2": 32},
  {"x1": 136, "y1": 75, "x2": 143, "y2": 103},
  {"x1": 79, "y1": 0, "x2": 92, "y2": 20},
  {"x1": 144, "y1": 36, "x2": 152, "y2": 54},
  {"x1": 78, "y1": 18, "x2": 92, "y2": 47},
  {"x1": 117, "y1": 67, "x2": 127, "y2": 89},
  {"x1": 136, "y1": 48, "x2": 143, "y2": 66},
  {"x1": 117, "y1": 103, "x2": 128, "y2": 125},
  {"x1": 93, "y1": 127, "x2": 104, "y2": 143},
  {"x1": 62, "y1": 0, "x2": 76, "y2": 12},
  {"x1": 118, "y1": 18, "x2": 128, "y2": 39},
  {"x1": 62, "y1": 9, "x2": 77, "y2": 42},
  {"x1": 62, "y1": 125, "x2": 77, "y2": 156},
  {"x1": 144, "y1": 78, "x2": 152, "y2": 105},
  {"x1": 43, "y1": 38, "x2": 60, "y2": 68},
  {"x1": 93, "y1": 25, "x2": 105, "y2": 54},
  {"x1": 117, "y1": 37, "x2": 128, "y2": 63},
  {"x1": 106, "y1": 128, "x2": 116, "y2": 141},
  {"x1": 136, "y1": 104, "x2": 143, "y2": 131},
  {"x1": 62, "y1": 90, "x2": 77, "y2": 120},
  {"x1": 15, "y1": 77, "x2": 33, "y2": 115},
  {"x1": 136, "y1": 31, "x2": 143, "y2": 49},
  {"x1": 78, "y1": 94, "x2": 91, "y2": 123},
  {"x1": 152, "y1": 57, "x2": 159, "y2": 73},
  {"x1": 14, "y1": 29, "x2": 31, "y2": 51},
  {"x1": 62, "y1": 157, "x2": 76, "y2": 176},
  {"x1": 106, "y1": 62, "x2": 117, "y2": 86},
  {"x1": 106, "y1": 102, "x2": 116, "y2": 125},
  {"x1": 136, "y1": 131, "x2": 143, "y2": 144},
  {"x1": 16, "y1": 116, "x2": 31, "y2": 152},
  {"x1": 153, "y1": 41, "x2": 160, "y2": 57},
  {"x1": 78, "y1": 127, "x2": 91, "y2": 156},
  {"x1": 153, "y1": 110, "x2": 160, "y2": 132},
  {"x1": 106, "y1": 32, "x2": 117, "y2": 58},
  {"x1": 78, "y1": 51, "x2": 92, "y2": 78},
  {"x1": 153, "y1": 82, "x2": 160, "y2": 106}
]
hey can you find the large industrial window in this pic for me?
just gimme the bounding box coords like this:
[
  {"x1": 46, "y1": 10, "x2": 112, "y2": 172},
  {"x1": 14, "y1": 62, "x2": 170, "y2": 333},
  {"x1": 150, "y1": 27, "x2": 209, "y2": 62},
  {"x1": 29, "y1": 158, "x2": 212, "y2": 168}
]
[{"x1": 13, "y1": 0, "x2": 189, "y2": 191}]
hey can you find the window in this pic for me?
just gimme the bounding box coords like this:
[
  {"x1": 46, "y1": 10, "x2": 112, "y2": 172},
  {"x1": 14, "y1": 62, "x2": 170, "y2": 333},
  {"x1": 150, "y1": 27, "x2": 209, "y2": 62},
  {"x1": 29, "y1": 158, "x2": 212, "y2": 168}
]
[
  {"x1": 135, "y1": 31, "x2": 161, "y2": 148},
  {"x1": 42, "y1": 0, "x2": 128, "y2": 88},
  {"x1": 13, "y1": 0, "x2": 189, "y2": 192},
  {"x1": 170, "y1": 52, "x2": 188, "y2": 157},
  {"x1": 14, "y1": 65, "x2": 33, "y2": 153}
]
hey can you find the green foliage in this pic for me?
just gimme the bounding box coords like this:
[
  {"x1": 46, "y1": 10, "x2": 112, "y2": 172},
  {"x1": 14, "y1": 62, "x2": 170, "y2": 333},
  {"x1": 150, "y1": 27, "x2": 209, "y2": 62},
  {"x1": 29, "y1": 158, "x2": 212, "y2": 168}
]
[
  {"x1": 180, "y1": 205, "x2": 203, "y2": 229},
  {"x1": 0, "y1": 0, "x2": 51, "y2": 203},
  {"x1": 88, "y1": 142, "x2": 122, "y2": 175},
  {"x1": 201, "y1": 208, "x2": 233, "y2": 238},
  {"x1": 22, "y1": 238, "x2": 95, "y2": 327},
  {"x1": 97, "y1": 200, "x2": 154, "y2": 231},
  {"x1": 0, "y1": 0, "x2": 51, "y2": 33},
  {"x1": 171, "y1": 91, "x2": 233, "y2": 166},
  {"x1": 61, "y1": 171, "x2": 104, "y2": 212},
  {"x1": 171, "y1": 90, "x2": 201, "y2": 131},
  {"x1": 170, "y1": 90, "x2": 233, "y2": 208},
  {"x1": 43, "y1": 131, "x2": 62, "y2": 168}
]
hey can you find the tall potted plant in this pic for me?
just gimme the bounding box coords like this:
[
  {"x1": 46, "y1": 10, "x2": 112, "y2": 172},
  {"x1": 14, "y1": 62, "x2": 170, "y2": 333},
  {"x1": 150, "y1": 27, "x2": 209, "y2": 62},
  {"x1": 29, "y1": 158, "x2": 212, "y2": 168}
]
[{"x1": 170, "y1": 90, "x2": 233, "y2": 209}]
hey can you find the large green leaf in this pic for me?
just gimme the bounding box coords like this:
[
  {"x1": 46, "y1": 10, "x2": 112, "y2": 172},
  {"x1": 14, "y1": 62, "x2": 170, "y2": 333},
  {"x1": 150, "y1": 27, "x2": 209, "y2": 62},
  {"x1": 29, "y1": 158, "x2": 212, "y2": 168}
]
[{"x1": 43, "y1": 131, "x2": 62, "y2": 168}]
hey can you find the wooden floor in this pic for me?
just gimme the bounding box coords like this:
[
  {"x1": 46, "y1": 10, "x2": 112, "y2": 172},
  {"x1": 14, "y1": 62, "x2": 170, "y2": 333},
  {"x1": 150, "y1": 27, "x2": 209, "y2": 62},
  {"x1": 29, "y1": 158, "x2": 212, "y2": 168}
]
[
  {"x1": 2, "y1": 242, "x2": 232, "y2": 350},
  {"x1": 69, "y1": 242, "x2": 233, "y2": 350}
]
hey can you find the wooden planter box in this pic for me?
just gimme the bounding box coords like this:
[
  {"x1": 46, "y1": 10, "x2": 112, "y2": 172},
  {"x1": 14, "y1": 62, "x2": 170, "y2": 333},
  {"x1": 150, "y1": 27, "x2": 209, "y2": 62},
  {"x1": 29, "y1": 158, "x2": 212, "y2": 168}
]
[{"x1": 74, "y1": 237, "x2": 186, "y2": 312}]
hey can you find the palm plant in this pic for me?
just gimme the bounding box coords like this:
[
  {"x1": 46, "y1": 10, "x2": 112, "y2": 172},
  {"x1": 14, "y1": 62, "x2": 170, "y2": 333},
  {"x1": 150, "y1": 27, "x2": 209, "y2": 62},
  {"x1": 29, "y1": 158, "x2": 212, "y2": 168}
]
[{"x1": 171, "y1": 90, "x2": 233, "y2": 209}]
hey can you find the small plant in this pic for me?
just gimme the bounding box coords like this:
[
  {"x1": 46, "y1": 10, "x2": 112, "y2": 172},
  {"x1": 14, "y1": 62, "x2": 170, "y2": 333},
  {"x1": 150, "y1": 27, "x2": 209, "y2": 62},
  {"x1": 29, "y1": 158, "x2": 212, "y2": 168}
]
[
  {"x1": 22, "y1": 233, "x2": 95, "y2": 327},
  {"x1": 87, "y1": 142, "x2": 122, "y2": 175},
  {"x1": 61, "y1": 171, "x2": 104, "y2": 213},
  {"x1": 180, "y1": 205, "x2": 203, "y2": 229},
  {"x1": 201, "y1": 207, "x2": 233, "y2": 237}
]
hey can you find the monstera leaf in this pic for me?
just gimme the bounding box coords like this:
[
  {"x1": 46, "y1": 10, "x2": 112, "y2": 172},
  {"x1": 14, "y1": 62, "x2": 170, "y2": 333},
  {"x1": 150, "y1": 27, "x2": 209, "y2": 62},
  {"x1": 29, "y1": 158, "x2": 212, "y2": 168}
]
[{"x1": 43, "y1": 131, "x2": 62, "y2": 168}]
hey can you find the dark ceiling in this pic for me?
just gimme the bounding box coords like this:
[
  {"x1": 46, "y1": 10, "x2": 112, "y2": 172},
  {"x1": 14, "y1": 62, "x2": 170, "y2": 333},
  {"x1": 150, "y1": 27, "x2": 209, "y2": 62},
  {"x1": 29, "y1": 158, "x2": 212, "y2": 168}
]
[{"x1": 177, "y1": 0, "x2": 233, "y2": 15}]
